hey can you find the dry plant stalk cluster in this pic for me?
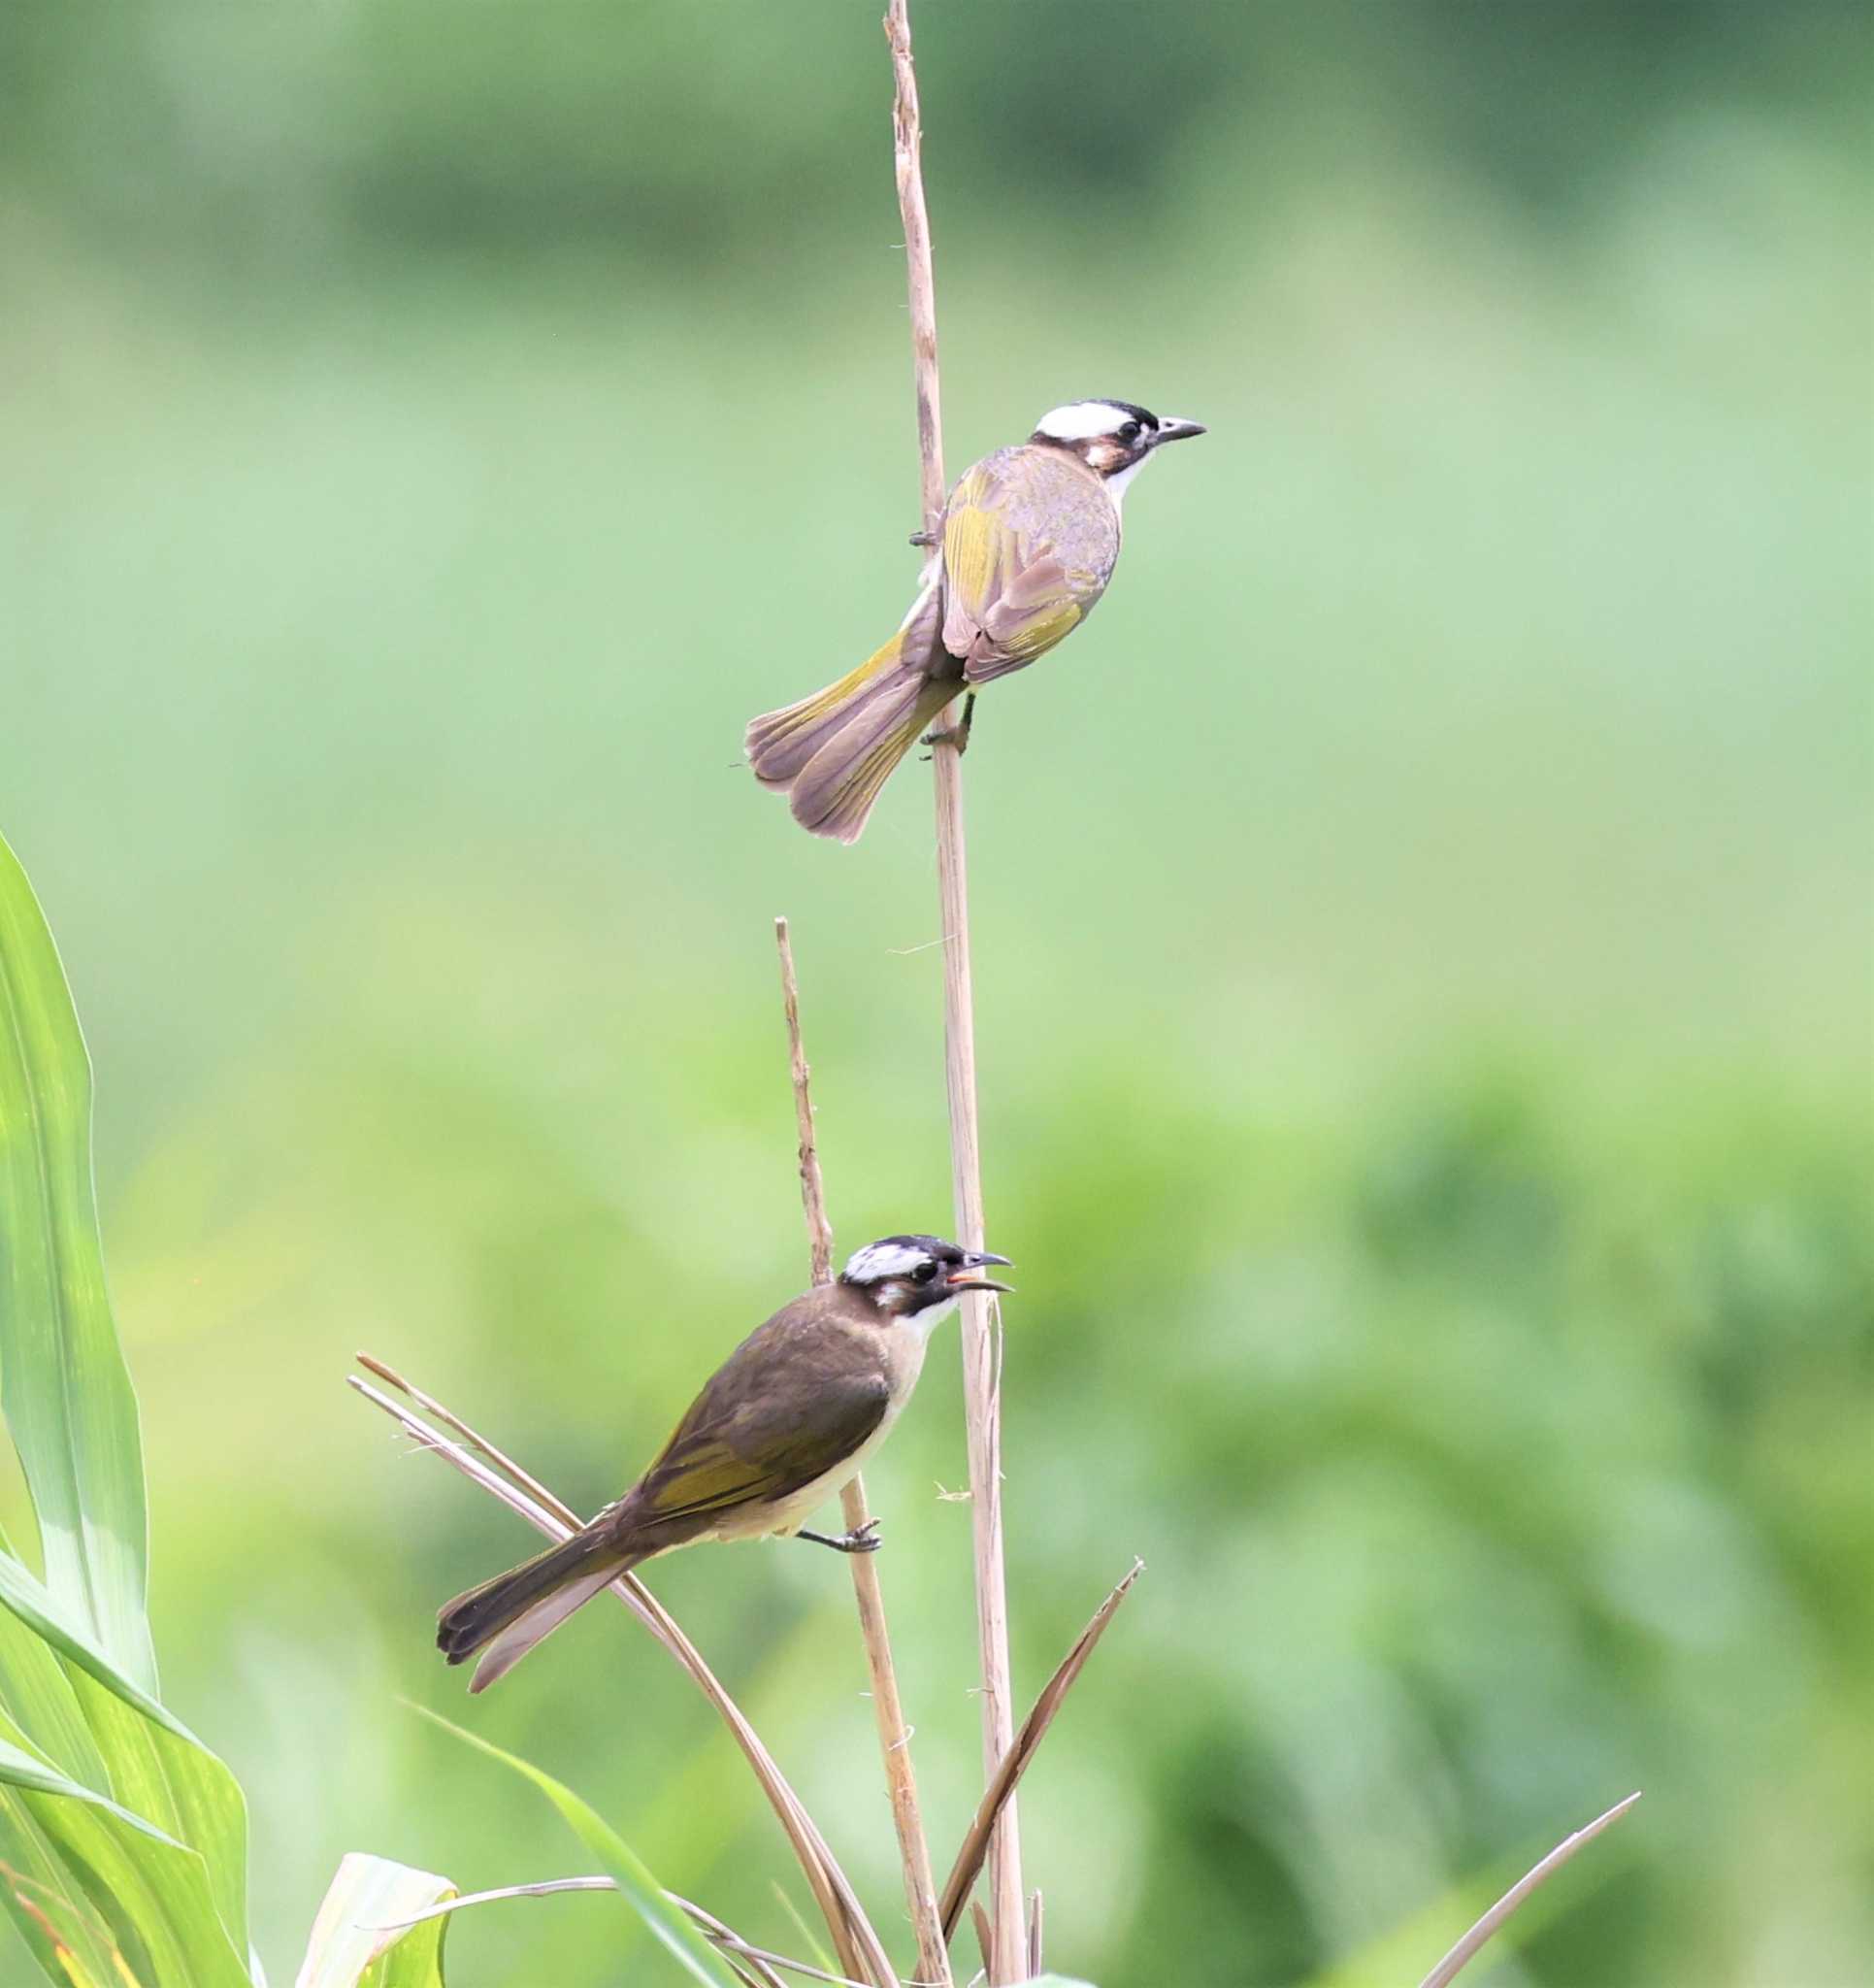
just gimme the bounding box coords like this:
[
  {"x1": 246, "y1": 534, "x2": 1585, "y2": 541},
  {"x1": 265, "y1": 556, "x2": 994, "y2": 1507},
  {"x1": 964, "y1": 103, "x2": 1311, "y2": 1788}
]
[{"x1": 352, "y1": 3, "x2": 1637, "y2": 1982}]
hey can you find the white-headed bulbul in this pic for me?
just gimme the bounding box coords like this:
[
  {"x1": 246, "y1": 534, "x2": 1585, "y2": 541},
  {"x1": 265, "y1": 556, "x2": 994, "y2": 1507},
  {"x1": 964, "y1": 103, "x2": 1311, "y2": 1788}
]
[
  {"x1": 744, "y1": 398, "x2": 1205, "y2": 843},
  {"x1": 437, "y1": 1235, "x2": 1011, "y2": 1691}
]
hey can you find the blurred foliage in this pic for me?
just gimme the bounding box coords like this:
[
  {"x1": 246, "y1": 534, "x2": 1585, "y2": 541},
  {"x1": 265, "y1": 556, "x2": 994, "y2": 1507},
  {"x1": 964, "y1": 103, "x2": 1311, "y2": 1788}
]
[{"x1": 1, "y1": 1, "x2": 1869, "y2": 1985}]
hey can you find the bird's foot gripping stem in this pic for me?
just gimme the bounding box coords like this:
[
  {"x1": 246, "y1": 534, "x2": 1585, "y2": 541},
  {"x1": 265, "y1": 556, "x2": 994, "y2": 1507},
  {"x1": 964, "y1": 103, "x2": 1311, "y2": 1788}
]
[
  {"x1": 919, "y1": 691, "x2": 976, "y2": 758},
  {"x1": 799, "y1": 1518, "x2": 883, "y2": 1555}
]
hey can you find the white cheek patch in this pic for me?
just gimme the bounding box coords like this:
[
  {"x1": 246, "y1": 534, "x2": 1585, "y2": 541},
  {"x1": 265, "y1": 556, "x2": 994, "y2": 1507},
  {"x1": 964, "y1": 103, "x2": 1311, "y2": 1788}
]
[
  {"x1": 1036, "y1": 400, "x2": 1134, "y2": 442},
  {"x1": 842, "y1": 1241, "x2": 931, "y2": 1283}
]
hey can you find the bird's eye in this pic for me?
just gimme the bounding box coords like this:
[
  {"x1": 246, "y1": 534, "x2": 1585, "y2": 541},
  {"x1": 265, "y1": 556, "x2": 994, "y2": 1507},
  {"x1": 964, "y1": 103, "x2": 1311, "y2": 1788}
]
[
  {"x1": 1119, "y1": 420, "x2": 1141, "y2": 443},
  {"x1": 910, "y1": 1260, "x2": 938, "y2": 1285}
]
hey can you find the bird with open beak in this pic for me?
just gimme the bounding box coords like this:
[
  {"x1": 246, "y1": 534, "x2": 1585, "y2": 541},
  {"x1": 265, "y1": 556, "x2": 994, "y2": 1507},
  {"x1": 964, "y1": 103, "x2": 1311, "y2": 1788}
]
[{"x1": 438, "y1": 1235, "x2": 1011, "y2": 1691}]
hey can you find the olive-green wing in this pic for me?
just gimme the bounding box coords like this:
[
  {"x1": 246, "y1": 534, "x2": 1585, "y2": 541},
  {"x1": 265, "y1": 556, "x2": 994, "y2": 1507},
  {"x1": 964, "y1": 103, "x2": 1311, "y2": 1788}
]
[
  {"x1": 940, "y1": 452, "x2": 1103, "y2": 684},
  {"x1": 940, "y1": 459, "x2": 1019, "y2": 632},
  {"x1": 627, "y1": 1319, "x2": 891, "y2": 1527}
]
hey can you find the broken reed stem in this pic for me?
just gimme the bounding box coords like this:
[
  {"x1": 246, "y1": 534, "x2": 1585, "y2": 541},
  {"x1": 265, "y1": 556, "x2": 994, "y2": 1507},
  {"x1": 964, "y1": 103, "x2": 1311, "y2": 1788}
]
[
  {"x1": 883, "y1": 5, "x2": 1024, "y2": 1979},
  {"x1": 774, "y1": 917, "x2": 952, "y2": 1988},
  {"x1": 1417, "y1": 1791, "x2": 1643, "y2": 1988},
  {"x1": 937, "y1": 1561, "x2": 1141, "y2": 1944}
]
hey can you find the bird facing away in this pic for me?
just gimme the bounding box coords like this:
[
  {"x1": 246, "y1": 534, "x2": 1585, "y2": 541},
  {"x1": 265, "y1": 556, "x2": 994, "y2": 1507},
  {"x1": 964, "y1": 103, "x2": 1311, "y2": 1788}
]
[
  {"x1": 437, "y1": 1235, "x2": 1011, "y2": 1692},
  {"x1": 744, "y1": 398, "x2": 1206, "y2": 843}
]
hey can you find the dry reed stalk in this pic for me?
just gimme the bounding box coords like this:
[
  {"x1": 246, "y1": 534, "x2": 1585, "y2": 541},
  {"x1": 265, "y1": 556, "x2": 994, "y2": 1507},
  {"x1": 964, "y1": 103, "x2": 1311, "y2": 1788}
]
[
  {"x1": 1417, "y1": 1791, "x2": 1643, "y2": 1988},
  {"x1": 882, "y1": 4, "x2": 1024, "y2": 1977},
  {"x1": 968, "y1": 1904, "x2": 994, "y2": 1983},
  {"x1": 774, "y1": 916, "x2": 952, "y2": 1988},
  {"x1": 938, "y1": 1562, "x2": 1141, "y2": 1943},
  {"x1": 347, "y1": 1365, "x2": 897, "y2": 1988},
  {"x1": 382, "y1": 1878, "x2": 871, "y2": 1988}
]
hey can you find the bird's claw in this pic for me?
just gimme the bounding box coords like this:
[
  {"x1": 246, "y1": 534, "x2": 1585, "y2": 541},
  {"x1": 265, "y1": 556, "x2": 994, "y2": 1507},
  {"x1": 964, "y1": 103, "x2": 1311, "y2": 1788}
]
[
  {"x1": 801, "y1": 1518, "x2": 883, "y2": 1555},
  {"x1": 919, "y1": 692, "x2": 976, "y2": 760}
]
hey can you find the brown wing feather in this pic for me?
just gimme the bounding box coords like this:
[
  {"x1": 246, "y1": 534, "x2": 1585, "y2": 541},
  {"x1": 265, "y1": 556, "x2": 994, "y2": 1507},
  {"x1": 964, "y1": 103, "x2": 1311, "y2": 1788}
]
[{"x1": 615, "y1": 1305, "x2": 892, "y2": 1533}]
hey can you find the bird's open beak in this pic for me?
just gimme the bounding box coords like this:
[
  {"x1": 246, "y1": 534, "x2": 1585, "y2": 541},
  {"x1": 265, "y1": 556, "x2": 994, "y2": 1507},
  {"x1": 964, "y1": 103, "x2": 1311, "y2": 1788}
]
[
  {"x1": 948, "y1": 1249, "x2": 1013, "y2": 1294},
  {"x1": 1153, "y1": 416, "x2": 1206, "y2": 444}
]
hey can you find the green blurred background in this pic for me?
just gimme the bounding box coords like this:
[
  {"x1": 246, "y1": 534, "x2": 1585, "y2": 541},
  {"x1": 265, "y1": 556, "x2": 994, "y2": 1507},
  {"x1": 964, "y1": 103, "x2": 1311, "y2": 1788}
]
[{"x1": 3, "y1": 2, "x2": 1870, "y2": 1982}]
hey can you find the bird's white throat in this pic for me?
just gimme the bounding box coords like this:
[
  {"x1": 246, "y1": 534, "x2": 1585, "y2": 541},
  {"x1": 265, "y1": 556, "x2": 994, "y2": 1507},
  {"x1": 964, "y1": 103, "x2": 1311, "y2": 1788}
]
[
  {"x1": 902, "y1": 1290, "x2": 962, "y2": 1341},
  {"x1": 1103, "y1": 454, "x2": 1152, "y2": 512}
]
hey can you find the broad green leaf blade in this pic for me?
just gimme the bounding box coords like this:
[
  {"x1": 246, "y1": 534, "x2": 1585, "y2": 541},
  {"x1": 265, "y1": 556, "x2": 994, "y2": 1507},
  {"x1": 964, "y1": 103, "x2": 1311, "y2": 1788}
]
[
  {"x1": 419, "y1": 1708, "x2": 740, "y2": 1987},
  {"x1": 0, "y1": 1786, "x2": 130, "y2": 1986},
  {"x1": 0, "y1": 1520, "x2": 112, "y2": 1794},
  {"x1": 0, "y1": 832, "x2": 156, "y2": 1696},
  {"x1": 0, "y1": 1729, "x2": 251, "y2": 1988},
  {"x1": 295, "y1": 1853, "x2": 454, "y2": 1988},
  {"x1": 67, "y1": 1672, "x2": 250, "y2": 1961},
  {"x1": 0, "y1": 1540, "x2": 249, "y2": 1958}
]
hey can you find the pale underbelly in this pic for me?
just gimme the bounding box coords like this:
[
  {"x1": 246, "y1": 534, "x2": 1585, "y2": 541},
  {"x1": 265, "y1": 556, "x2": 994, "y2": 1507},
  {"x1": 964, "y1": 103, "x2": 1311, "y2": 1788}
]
[{"x1": 699, "y1": 1405, "x2": 904, "y2": 1545}]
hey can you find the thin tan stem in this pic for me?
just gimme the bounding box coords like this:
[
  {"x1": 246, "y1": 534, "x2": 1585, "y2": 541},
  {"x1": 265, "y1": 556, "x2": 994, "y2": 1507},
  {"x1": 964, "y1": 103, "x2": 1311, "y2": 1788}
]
[
  {"x1": 1417, "y1": 1791, "x2": 1643, "y2": 1988},
  {"x1": 348, "y1": 1368, "x2": 897, "y2": 1988},
  {"x1": 355, "y1": 1350, "x2": 566, "y2": 1520},
  {"x1": 379, "y1": 1878, "x2": 870, "y2": 1988},
  {"x1": 775, "y1": 920, "x2": 837, "y2": 1288},
  {"x1": 882, "y1": 4, "x2": 1024, "y2": 1978},
  {"x1": 938, "y1": 1562, "x2": 1141, "y2": 1943},
  {"x1": 775, "y1": 916, "x2": 953, "y2": 1988},
  {"x1": 885, "y1": 2, "x2": 945, "y2": 554}
]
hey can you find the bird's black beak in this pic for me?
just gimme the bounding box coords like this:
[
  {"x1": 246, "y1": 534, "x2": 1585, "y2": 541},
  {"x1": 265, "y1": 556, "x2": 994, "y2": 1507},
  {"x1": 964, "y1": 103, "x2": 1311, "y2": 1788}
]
[
  {"x1": 1153, "y1": 416, "x2": 1206, "y2": 444},
  {"x1": 948, "y1": 1249, "x2": 1013, "y2": 1294}
]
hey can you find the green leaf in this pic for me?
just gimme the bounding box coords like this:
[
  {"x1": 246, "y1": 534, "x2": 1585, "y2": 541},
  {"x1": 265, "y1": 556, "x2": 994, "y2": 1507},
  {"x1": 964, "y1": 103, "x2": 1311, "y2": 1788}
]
[
  {"x1": 295, "y1": 1852, "x2": 455, "y2": 1988},
  {"x1": 0, "y1": 1725, "x2": 251, "y2": 1988},
  {"x1": 0, "y1": 831, "x2": 157, "y2": 1697},
  {"x1": 0, "y1": 1787, "x2": 130, "y2": 1986},
  {"x1": 416, "y1": 1707, "x2": 740, "y2": 1987},
  {"x1": 0, "y1": 1519, "x2": 112, "y2": 1793},
  {"x1": 65, "y1": 1670, "x2": 250, "y2": 1964},
  {"x1": 0, "y1": 1531, "x2": 251, "y2": 1961},
  {"x1": 0, "y1": 841, "x2": 250, "y2": 1965}
]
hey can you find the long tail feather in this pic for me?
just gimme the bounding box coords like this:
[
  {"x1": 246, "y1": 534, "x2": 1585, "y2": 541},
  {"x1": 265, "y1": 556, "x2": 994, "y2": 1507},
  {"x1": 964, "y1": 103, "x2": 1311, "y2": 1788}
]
[
  {"x1": 789, "y1": 676, "x2": 954, "y2": 843},
  {"x1": 467, "y1": 1562, "x2": 626, "y2": 1694},
  {"x1": 745, "y1": 634, "x2": 909, "y2": 789},
  {"x1": 437, "y1": 1530, "x2": 631, "y2": 1683},
  {"x1": 745, "y1": 582, "x2": 952, "y2": 842}
]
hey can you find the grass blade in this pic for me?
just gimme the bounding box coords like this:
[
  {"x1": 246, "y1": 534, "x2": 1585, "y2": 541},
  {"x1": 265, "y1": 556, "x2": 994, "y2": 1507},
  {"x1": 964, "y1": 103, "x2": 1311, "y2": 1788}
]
[
  {"x1": 415, "y1": 1706, "x2": 741, "y2": 1986},
  {"x1": 0, "y1": 832, "x2": 157, "y2": 1697},
  {"x1": 1417, "y1": 1791, "x2": 1643, "y2": 1988}
]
